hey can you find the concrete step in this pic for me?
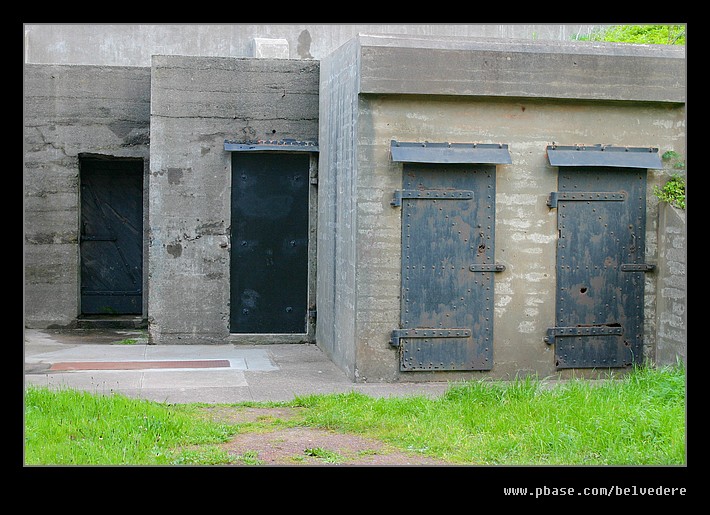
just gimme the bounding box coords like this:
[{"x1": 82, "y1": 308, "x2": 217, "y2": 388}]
[{"x1": 76, "y1": 315, "x2": 147, "y2": 330}]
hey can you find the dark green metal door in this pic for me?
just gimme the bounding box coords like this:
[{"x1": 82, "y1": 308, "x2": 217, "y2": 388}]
[
  {"x1": 230, "y1": 152, "x2": 310, "y2": 333},
  {"x1": 392, "y1": 163, "x2": 500, "y2": 371},
  {"x1": 80, "y1": 159, "x2": 144, "y2": 315}
]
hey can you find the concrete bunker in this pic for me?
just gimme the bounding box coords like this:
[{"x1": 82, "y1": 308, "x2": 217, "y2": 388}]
[
  {"x1": 24, "y1": 33, "x2": 686, "y2": 382},
  {"x1": 314, "y1": 35, "x2": 685, "y2": 381}
]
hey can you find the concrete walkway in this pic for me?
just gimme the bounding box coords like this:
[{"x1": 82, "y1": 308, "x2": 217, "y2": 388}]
[{"x1": 24, "y1": 328, "x2": 450, "y2": 404}]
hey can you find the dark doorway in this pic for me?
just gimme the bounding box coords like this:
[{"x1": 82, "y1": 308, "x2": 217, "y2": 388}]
[
  {"x1": 230, "y1": 152, "x2": 310, "y2": 333},
  {"x1": 80, "y1": 158, "x2": 144, "y2": 315}
]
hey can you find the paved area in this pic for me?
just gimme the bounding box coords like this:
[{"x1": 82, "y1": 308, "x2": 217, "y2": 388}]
[{"x1": 24, "y1": 328, "x2": 450, "y2": 404}]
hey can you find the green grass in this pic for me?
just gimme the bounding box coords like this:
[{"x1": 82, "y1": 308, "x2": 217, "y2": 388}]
[
  {"x1": 574, "y1": 24, "x2": 686, "y2": 45},
  {"x1": 24, "y1": 388, "x2": 239, "y2": 465},
  {"x1": 294, "y1": 365, "x2": 685, "y2": 465},
  {"x1": 303, "y1": 447, "x2": 344, "y2": 464},
  {"x1": 113, "y1": 338, "x2": 138, "y2": 345},
  {"x1": 24, "y1": 364, "x2": 685, "y2": 465}
]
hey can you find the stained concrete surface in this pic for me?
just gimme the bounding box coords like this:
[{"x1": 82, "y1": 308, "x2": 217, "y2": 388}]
[{"x1": 24, "y1": 328, "x2": 450, "y2": 404}]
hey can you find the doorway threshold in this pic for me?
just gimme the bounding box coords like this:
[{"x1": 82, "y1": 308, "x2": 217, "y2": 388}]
[
  {"x1": 227, "y1": 333, "x2": 312, "y2": 344},
  {"x1": 77, "y1": 315, "x2": 147, "y2": 330}
]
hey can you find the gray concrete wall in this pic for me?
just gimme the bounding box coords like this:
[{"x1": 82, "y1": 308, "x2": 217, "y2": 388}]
[
  {"x1": 148, "y1": 55, "x2": 319, "y2": 344},
  {"x1": 24, "y1": 64, "x2": 150, "y2": 327},
  {"x1": 656, "y1": 202, "x2": 687, "y2": 366},
  {"x1": 357, "y1": 35, "x2": 686, "y2": 103},
  {"x1": 318, "y1": 35, "x2": 686, "y2": 381},
  {"x1": 24, "y1": 24, "x2": 609, "y2": 66},
  {"x1": 316, "y1": 38, "x2": 359, "y2": 376}
]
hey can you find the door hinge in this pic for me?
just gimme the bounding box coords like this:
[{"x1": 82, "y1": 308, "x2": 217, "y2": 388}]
[
  {"x1": 620, "y1": 263, "x2": 656, "y2": 272},
  {"x1": 547, "y1": 191, "x2": 626, "y2": 208},
  {"x1": 544, "y1": 325, "x2": 623, "y2": 345},
  {"x1": 308, "y1": 309, "x2": 317, "y2": 321},
  {"x1": 469, "y1": 263, "x2": 506, "y2": 272},
  {"x1": 390, "y1": 328, "x2": 471, "y2": 347},
  {"x1": 391, "y1": 189, "x2": 473, "y2": 207}
]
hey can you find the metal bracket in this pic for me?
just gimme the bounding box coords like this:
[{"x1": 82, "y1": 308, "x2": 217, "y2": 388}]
[
  {"x1": 544, "y1": 325, "x2": 623, "y2": 345},
  {"x1": 469, "y1": 264, "x2": 506, "y2": 272},
  {"x1": 390, "y1": 328, "x2": 471, "y2": 347},
  {"x1": 547, "y1": 191, "x2": 626, "y2": 208},
  {"x1": 391, "y1": 189, "x2": 473, "y2": 207},
  {"x1": 620, "y1": 263, "x2": 656, "y2": 272}
]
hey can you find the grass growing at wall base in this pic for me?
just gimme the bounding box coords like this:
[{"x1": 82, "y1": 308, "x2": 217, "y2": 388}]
[
  {"x1": 296, "y1": 365, "x2": 685, "y2": 465},
  {"x1": 24, "y1": 364, "x2": 685, "y2": 465}
]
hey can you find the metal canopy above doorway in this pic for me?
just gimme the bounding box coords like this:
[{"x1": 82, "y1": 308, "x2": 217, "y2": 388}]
[
  {"x1": 546, "y1": 144, "x2": 662, "y2": 169},
  {"x1": 390, "y1": 140, "x2": 512, "y2": 164}
]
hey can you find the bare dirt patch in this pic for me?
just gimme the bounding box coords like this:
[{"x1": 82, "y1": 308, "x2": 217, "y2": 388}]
[{"x1": 199, "y1": 406, "x2": 453, "y2": 466}]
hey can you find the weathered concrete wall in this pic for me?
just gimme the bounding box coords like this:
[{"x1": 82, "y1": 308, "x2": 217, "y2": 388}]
[
  {"x1": 316, "y1": 39, "x2": 360, "y2": 376},
  {"x1": 24, "y1": 64, "x2": 150, "y2": 327},
  {"x1": 148, "y1": 55, "x2": 319, "y2": 344},
  {"x1": 357, "y1": 98, "x2": 685, "y2": 381},
  {"x1": 318, "y1": 35, "x2": 686, "y2": 381},
  {"x1": 24, "y1": 24, "x2": 609, "y2": 66},
  {"x1": 656, "y1": 202, "x2": 687, "y2": 365},
  {"x1": 357, "y1": 35, "x2": 686, "y2": 103}
]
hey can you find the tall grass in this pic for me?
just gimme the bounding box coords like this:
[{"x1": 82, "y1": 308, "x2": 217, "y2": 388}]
[{"x1": 24, "y1": 364, "x2": 685, "y2": 465}]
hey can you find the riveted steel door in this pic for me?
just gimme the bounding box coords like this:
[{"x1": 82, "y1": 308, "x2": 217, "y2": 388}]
[
  {"x1": 393, "y1": 163, "x2": 498, "y2": 371},
  {"x1": 547, "y1": 167, "x2": 649, "y2": 368},
  {"x1": 230, "y1": 152, "x2": 310, "y2": 333},
  {"x1": 80, "y1": 159, "x2": 144, "y2": 314}
]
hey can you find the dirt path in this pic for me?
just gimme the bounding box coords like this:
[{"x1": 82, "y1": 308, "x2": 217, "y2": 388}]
[{"x1": 199, "y1": 406, "x2": 453, "y2": 466}]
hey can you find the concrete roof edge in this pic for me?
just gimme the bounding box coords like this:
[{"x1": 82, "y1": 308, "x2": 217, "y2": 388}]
[{"x1": 354, "y1": 32, "x2": 685, "y2": 59}]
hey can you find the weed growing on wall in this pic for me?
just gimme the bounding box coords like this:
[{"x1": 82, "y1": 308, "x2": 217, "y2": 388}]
[
  {"x1": 654, "y1": 174, "x2": 686, "y2": 209},
  {"x1": 654, "y1": 151, "x2": 686, "y2": 209}
]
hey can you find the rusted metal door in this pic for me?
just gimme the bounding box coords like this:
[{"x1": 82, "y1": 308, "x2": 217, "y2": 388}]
[
  {"x1": 230, "y1": 152, "x2": 310, "y2": 333},
  {"x1": 391, "y1": 162, "x2": 501, "y2": 371},
  {"x1": 80, "y1": 159, "x2": 144, "y2": 314},
  {"x1": 546, "y1": 165, "x2": 652, "y2": 368}
]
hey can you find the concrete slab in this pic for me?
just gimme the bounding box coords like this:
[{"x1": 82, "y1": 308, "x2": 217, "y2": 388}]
[{"x1": 24, "y1": 328, "x2": 451, "y2": 403}]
